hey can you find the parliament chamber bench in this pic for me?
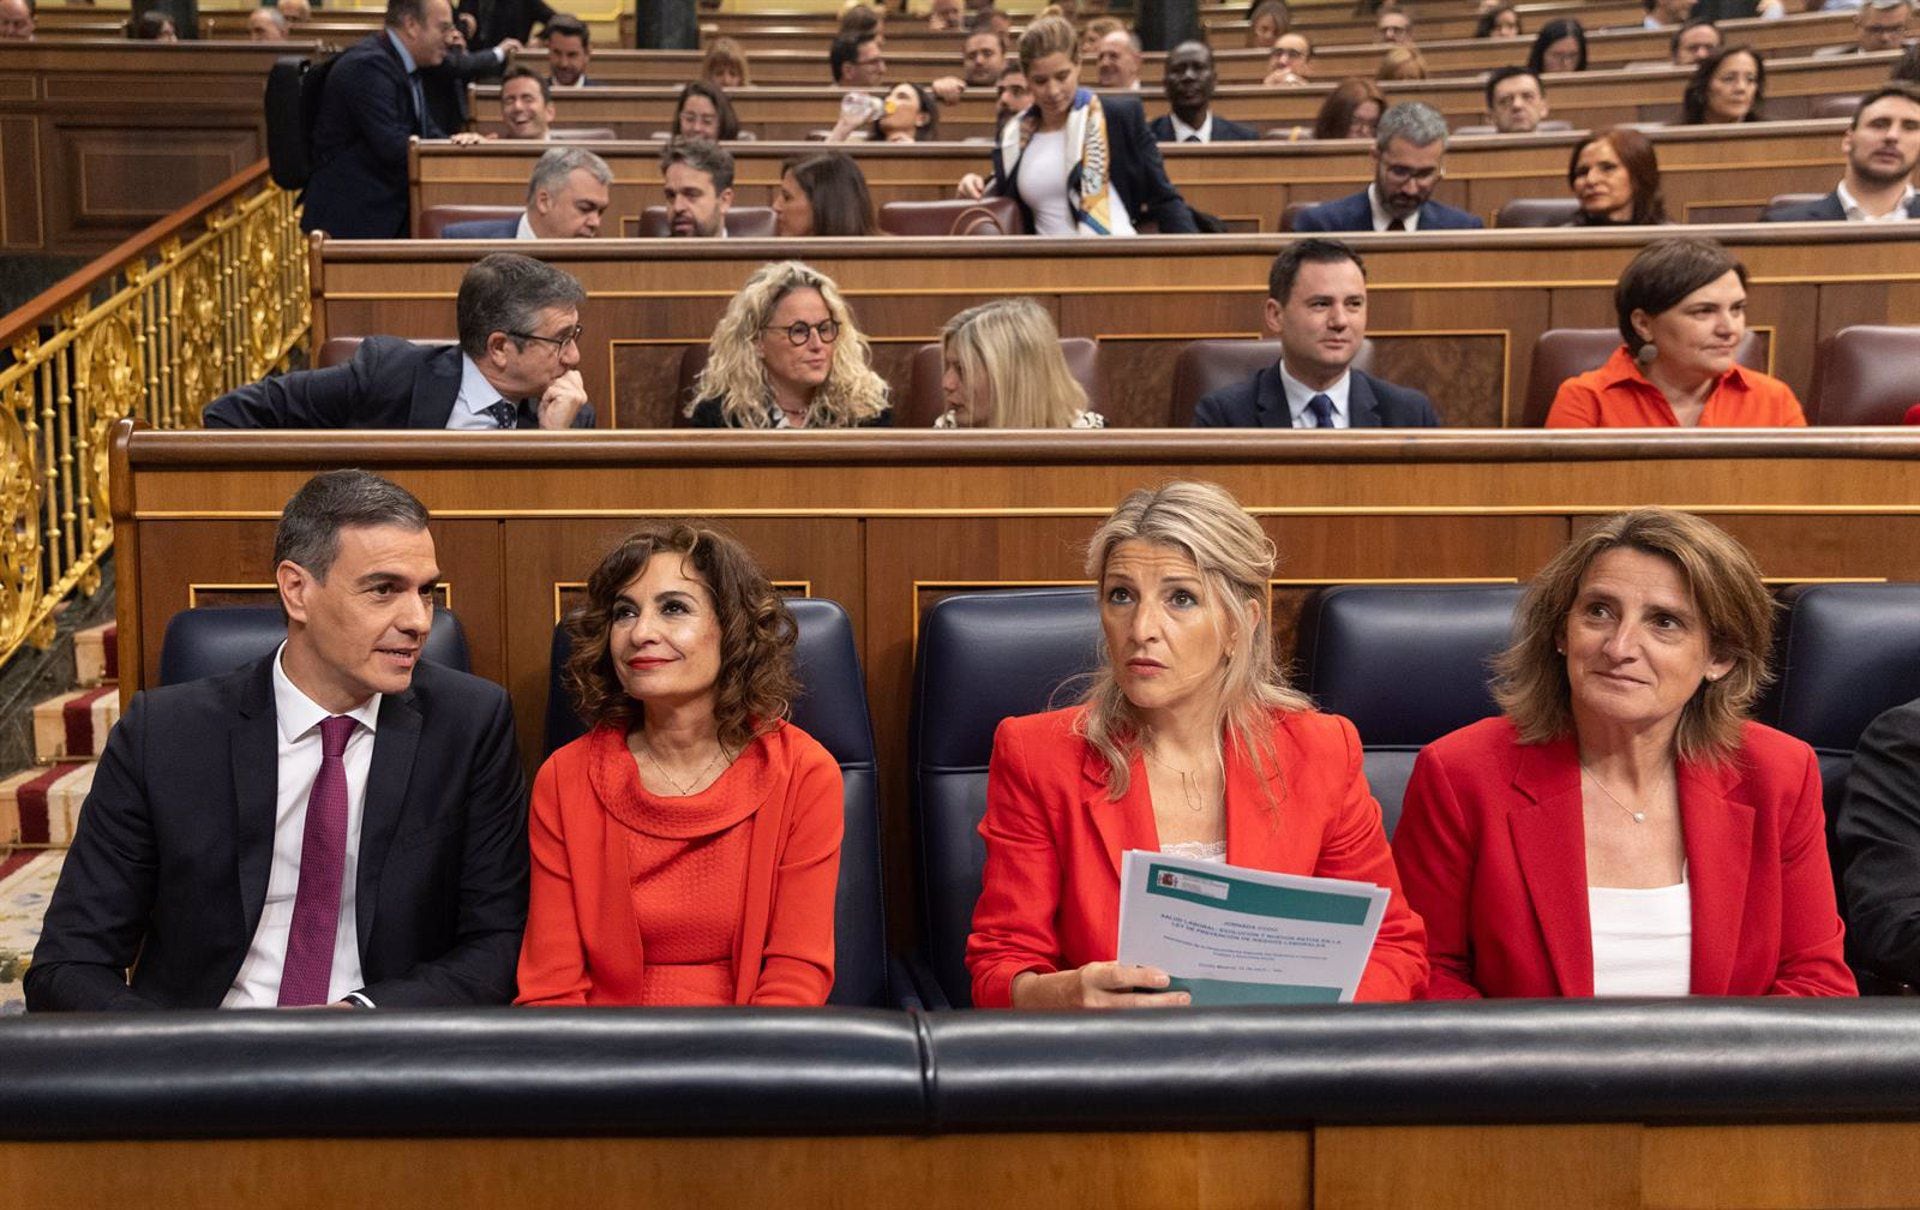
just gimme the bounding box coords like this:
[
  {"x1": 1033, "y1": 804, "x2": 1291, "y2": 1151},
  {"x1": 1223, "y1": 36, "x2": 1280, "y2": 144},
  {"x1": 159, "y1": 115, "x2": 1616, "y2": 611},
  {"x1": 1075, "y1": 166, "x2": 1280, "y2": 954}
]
[
  {"x1": 475, "y1": 51, "x2": 1903, "y2": 142},
  {"x1": 7, "y1": 1001, "x2": 1920, "y2": 1207},
  {"x1": 307, "y1": 224, "x2": 1920, "y2": 430},
  {"x1": 412, "y1": 118, "x2": 1858, "y2": 239},
  {"x1": 547, "y1": 10, "x2": 1861, "y2": 87},
  {"x1": 109, "y1": 426, "x2": 1920, "y2": 948}
]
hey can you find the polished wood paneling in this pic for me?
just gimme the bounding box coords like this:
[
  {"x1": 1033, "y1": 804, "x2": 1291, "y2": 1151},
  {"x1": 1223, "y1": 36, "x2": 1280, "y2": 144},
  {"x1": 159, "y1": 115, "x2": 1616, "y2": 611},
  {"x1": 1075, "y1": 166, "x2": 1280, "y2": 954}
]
[{"x1": 1316, "y1": 1124, "x2": 1643, "y2": 1209}]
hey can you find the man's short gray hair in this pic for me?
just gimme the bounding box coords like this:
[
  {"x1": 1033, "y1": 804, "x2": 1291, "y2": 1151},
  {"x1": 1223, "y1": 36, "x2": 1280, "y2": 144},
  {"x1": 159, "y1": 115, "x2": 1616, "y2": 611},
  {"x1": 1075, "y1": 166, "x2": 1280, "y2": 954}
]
[
  {"x1": 1375, "y1": 100, "x2": 1449, "y2": 151},
  {"x1": 526, "y1": 147, "x2": 613, "y2": 205},
  {"x1": 455, "y1": 253, "x2": 588, "y2": 358},
  {"x1": 274, "y1": 469, "x2": 429, "y2": 582}
]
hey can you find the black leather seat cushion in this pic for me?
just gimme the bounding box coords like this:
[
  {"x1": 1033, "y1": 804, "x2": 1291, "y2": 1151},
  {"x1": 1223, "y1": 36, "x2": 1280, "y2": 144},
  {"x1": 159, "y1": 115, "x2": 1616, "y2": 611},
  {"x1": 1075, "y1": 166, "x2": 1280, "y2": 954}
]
[{"x1": 158, "y1": 604, "x2": 471, "y2": 685}]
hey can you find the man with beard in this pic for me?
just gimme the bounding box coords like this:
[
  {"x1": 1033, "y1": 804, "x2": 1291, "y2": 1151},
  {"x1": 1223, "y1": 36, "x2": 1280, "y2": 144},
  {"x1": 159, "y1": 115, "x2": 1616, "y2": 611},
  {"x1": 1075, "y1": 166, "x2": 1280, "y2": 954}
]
[
  {"x1": 1764, "y1": 85, "x2": 1920, "y2": 220},
  {"x1": 961, "y1": 28, "x2": 1005, "y2": 86},
  {"x1": 662, "y1": 140, "x2": 735, "y2": 238},
  {"x1": 1149, "y1": 42, "x2": 1260, "y2": 142},
  {"x1": 1293, "y1": 102, "x2": 1483, "y2": 232}
]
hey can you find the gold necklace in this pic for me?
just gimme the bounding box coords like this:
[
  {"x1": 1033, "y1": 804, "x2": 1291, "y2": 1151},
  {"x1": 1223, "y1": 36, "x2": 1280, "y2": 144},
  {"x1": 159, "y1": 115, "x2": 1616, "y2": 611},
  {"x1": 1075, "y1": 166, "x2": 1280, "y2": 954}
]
[
  {"x1": 1145, "y1": 749, "x2": 1217, "y2": 814},
  {"x1": 1580, "y1": 765, "x2": 1652, "y2": 824},
  {"x1": 637, "y1": 736, "x2": 732, "y2": 797}
]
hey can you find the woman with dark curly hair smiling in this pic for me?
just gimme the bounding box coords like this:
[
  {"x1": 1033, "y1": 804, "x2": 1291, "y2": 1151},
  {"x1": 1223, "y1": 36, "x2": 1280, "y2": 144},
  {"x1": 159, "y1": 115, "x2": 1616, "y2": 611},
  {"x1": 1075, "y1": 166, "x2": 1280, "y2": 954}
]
[{"x1": 515, "y1": 522, "x2": 844, "y2": 1006}]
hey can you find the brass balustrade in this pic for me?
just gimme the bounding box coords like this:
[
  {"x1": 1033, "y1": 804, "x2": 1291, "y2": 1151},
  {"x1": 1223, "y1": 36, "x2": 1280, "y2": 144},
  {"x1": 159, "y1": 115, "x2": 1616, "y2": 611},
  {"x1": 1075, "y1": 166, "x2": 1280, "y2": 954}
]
[{"x1": 0, "y1": 162, "x2": 309, "y2": 669}]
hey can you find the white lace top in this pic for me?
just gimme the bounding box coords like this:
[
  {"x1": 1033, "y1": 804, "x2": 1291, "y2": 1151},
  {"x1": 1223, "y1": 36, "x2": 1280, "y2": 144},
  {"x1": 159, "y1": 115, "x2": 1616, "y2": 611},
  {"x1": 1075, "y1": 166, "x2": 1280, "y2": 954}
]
[
  {"x1": 932, "y1": 408, "x2": 1106, "y2": 429},
  {"x1": 1160, "y1": 840, "x2": 1227, "y2": 864}
]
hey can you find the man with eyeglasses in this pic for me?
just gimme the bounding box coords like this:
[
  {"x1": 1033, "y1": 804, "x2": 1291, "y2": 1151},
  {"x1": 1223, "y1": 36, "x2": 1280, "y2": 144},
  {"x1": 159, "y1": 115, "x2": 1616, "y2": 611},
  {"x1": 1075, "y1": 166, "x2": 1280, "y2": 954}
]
[
  {"x1": 1293, "y1": 101, "x2": 1484, "y2": 232},
  {"x1": 1816, "y1": 0, "x2": 1914, "y2": 56},
  {"x1": 204, "y1": 253, "x2": 596, "y2": 429}
]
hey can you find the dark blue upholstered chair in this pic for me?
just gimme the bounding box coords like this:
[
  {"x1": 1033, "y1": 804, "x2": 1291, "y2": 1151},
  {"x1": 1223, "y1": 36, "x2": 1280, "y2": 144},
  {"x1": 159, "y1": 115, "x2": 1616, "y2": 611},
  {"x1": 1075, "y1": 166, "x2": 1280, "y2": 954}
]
[
  {"x1": 544, "y1": 597, "x2": 893, "y2": 1009},
  {"x1": 1293, "y1": 584, "x2": 1523, "y2": 838},
  {"x1": 158, "y1": 604, "x2": 471, "y2": 686},
  {"x1": 909, "y1": 587, "x2": 1102, "y2": 1008}
]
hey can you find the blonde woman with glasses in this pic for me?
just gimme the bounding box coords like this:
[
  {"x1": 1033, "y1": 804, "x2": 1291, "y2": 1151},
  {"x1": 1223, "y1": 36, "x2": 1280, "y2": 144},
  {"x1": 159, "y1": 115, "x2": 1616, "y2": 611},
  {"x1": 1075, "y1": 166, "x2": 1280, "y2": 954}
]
[
  {"x1": 687, "y1": 261, "x2": 891, "y2": 429},
  {"x1": 933, "y1": 298, "x2": 1105, "y2": 429}
]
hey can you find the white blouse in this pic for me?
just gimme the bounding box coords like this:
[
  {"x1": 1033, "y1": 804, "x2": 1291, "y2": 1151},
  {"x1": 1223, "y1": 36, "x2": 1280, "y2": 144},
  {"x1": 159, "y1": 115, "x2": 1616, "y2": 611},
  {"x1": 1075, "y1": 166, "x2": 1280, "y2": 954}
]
[
  {"x1": 1589, "y1": 873, "x2": 1692, "y2": 997},
  {"x1": 1016, "y1": 129, "x2": 1075, "y2": 235},
  {"x1": 1160, "y1": 839, "x2": 1227, "y2": 864}
]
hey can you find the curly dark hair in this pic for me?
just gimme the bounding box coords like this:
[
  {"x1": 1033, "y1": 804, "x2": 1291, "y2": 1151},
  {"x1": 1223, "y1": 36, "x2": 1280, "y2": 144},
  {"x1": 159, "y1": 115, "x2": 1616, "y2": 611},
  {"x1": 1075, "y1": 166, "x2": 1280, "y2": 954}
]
[{"x1": 563, "y1": 522, "x2": 798, "y2": 752}]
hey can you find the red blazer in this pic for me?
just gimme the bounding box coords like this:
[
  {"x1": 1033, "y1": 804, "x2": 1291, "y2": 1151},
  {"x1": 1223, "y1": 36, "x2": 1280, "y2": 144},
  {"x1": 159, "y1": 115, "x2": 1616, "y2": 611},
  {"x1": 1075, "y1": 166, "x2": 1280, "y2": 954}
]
[
  {"x1": 1391, "y1": 716, "x2": 1855, "y2": 999},
  {"x1": 965, "y1": 706, "x2": 1428, "y2": 1007}
]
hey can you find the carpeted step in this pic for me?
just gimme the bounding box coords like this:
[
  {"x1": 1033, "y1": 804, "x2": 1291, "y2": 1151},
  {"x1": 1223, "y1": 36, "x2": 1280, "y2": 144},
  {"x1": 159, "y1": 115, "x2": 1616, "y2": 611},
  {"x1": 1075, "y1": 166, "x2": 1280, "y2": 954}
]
[
  {"x1": 0, "y1": 762, "x2": 95, "y2": 846},
  {"x1": 0, "y1": 850, "x2": 68, "y2": 1014},
  {"x1": 31, "y1": 686, "x2": 119, "y2": 763},
  {"x1": 73, "y1": 621, "x2": 118, "y2": 686}
]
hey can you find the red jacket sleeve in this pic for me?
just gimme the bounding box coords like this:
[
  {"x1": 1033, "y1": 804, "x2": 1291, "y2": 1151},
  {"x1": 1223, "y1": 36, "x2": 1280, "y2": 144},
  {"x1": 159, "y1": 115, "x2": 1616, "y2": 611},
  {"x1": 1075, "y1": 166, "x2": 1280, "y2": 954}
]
[
  {"x1": 1391, "y1": 742, "x2": 1487, "y2": 999},
  {"x1": 1769, "y1": 744, "x2": 1856, "y2": 996},
  {"x1": 749, "y1": 746, "x2": 844, "y2": 1006},
  {"x1": 514, "y1": 756, "x2": 591, "y2": 1006},
  {"x1": 966, "y1": 718, "x2": 1066, "y2": 1008},
  {"x1": 1318, "y1": 715, "x2": 1429, "y2": 1001}
]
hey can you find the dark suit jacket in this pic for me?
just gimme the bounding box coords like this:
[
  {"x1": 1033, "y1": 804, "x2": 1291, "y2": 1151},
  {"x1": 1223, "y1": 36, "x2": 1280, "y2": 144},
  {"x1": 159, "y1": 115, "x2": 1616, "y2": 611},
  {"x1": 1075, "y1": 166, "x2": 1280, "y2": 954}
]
[
  {"x1": 987, "y1": 94, "x2": 1198, "y2": 234},
  {"x1": 1762, "y1": 190, "x2": 1920, "y2": 222},
  {"x1": 1392, "y1": 716, "x2": 1855, "y2": 999},
  {"x1": 423, "y1": 46, "x2": 505, "y2": 138},
  {"x1": 202, "y1": 336, "x2": 597, "y2": 429},
  {"x1": 459, "y1": 0, "x2": 554, "y2": 49},
  {"x1": 440, "y1": 216, "x2": 522, "y2": 239},
  {"x1": 25, "y1": 658, "x2": 531, "y2": 1010},
  {"x1": 688, "y1": 396, "x2": 893, "y2": 428},
  {"x1": 1293, "y1": 190, "x2": 1485, "y2": 232},
  {"x1": 1837, "y1": 698, "x2": 1920, "y2": 984},
  {"x1": 1191, "y1": 364, "x2": 1440, "y2": 427},
  {"x1": 302, "y1": 33, "x2": 432, "y2": 239},
  {"x1": 1148, "y1": 112, "x2": 1262, "y2": 143}
]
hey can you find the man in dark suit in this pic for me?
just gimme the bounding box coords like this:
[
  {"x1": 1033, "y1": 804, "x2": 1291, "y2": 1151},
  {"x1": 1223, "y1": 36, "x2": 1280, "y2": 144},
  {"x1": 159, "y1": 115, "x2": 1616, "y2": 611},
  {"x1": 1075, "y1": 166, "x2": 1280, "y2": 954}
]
[
  {"x1": 204, "y1": 253, "x2": 596, "y2": 428},
  {"x1": 544, "y1": 12, "x2": 593, "y2": 87},
  {"x1": 1763, "y1": 85, "x2": 1920, "y2": 222},
  {"x1": 1193, "y1": 239, "x2": 1440, "y2": 428},
  {"x1": 1150, "y1": 41, "x2": 1262, "y2": 143},
  {"x1": 301, "y1": 0, "x2": 460, "y2": 239},
  {"x1": 1838, "y1": 693, "x2": 1920, "y2": 987},
  {"x1": 1293, "y1": 101, "x2": 1484, "y2": 232},
  {"x1": 442, "y1": 147, "x2": 613, "y2": 239},
  {"x1": 458, "y1": 0, "x2": 551, "y2": 51},
  {"x1": 27, "y1": 471, "x2": 529, "y2": 1010}
]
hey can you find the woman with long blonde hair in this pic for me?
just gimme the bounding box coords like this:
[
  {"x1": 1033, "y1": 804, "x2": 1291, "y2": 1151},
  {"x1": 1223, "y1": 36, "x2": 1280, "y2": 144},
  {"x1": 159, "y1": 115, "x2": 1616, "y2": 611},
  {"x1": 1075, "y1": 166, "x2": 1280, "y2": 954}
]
[
  {"x1": 966, "y1": 480, "x2": 1429, "y2": 1008},
  {"x1": 934, "y1": 298, "x2": 1103, "y2": 429},
  {"x1": 688, "y1": 261, "x2": 891, "y2": 429}
]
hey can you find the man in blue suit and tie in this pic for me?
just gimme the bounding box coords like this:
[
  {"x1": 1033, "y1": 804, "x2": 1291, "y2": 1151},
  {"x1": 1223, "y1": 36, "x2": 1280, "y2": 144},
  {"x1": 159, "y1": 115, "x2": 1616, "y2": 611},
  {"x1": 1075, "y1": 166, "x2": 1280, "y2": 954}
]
[
  {"x1": 302, "y1": 0, "x2": 462, "y2": 240},
  {"x1": 1192, "y1": 239, "x2": 1441, "y2": 428},
  {"x1": 441, "y1": 147, "x2": 613, "y2": 239},
  {"x1": 1293, "y1": 101, "x2": 1485, "y2": 233}
]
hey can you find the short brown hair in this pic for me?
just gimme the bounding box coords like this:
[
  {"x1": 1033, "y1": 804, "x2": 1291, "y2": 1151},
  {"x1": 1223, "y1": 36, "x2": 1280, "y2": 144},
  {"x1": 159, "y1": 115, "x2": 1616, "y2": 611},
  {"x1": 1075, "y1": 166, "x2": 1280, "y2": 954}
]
[
  {"x1": 1493, "y1": 508, "x2": 1776, "y2": 763},
  {"x1": 1614, "y1": 236, "x2": 1746, "y2": 355},
  {"x1": 563, "y1": 522, "x2": 799, "y2": 752}
]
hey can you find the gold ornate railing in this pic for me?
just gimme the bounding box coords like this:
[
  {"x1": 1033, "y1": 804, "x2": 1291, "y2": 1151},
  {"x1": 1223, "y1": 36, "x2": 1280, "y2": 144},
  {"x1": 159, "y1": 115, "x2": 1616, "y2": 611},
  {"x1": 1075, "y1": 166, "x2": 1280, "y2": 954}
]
[{"x1": 0, "y1": 161, "x2": 309, "y2": 668}]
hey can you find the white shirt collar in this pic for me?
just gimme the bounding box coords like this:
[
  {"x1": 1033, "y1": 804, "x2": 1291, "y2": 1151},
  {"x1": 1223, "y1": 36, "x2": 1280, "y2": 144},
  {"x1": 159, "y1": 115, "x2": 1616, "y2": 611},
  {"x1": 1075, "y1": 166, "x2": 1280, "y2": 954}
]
[
  {"x1": 1168, "y1": 111, "x2": 1213, "y2": 142},
  {"x1": 456, "y1": 352, "x2": 514, "y2": 422},
  {"x1": 1836, "y1": 179, "x2": 1917, "y2": 222},
  {"x1": 386, "y1": 29, "x2": 418, "y2": 75},
  {"x1": 272, "y1": 641, "x2": 382, "y2": 747},
  {"x1": 515, "y1": 211, "x2": 537, "y2": 239},
  {"x1": 1277, "y1": 361, "x2": 1352, "y2": 428},
  {"x1": 1367, "y1": 183, "x2": 1421, "y2": 232}
]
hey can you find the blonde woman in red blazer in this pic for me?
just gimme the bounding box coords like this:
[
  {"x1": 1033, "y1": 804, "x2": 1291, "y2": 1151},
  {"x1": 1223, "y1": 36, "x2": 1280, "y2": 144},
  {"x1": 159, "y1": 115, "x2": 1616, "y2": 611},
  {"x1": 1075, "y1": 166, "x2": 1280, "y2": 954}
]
[
  {"x1": 965, "y1": 481, "x2": 1428, "y2": 1009},
  {"x1": 1392, "y1": 509, "x2": 1855, "y2": 999}
]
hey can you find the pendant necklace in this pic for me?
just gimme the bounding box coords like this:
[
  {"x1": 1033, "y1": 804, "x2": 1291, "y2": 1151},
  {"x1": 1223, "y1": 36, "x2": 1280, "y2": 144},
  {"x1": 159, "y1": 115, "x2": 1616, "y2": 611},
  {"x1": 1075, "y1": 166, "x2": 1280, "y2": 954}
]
[
  {"x1": 1580, "y1": 765, "x2": 1649, "y2": 824},
  {"x1": 638, "y1": 737, "x2": 731, "y2": 796}
]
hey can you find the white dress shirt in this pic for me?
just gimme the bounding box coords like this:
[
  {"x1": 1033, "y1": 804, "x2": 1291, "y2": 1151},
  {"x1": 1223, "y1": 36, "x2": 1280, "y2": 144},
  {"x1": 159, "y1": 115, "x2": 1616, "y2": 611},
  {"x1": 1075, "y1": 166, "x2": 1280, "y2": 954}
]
[
  {"x1": 1837, "y1": 180, "x2": 1917, "y2": 222},
  {"x1": 1589, "y1": 873, "x2": 1693, "y2": 997},
  {"x1": 514, "y1": 211, "x2": 537, "y2": 239},
  {"x1": 1278, "y1": 361, "x2": 1353, "y2": 428},
  {"x1": 1168, "y1": 112, "x2": 1214, "y2": 143},
  {"x1": 447, "y1": 352, "x2": 516, "y2": 430},
  {"x1": 222, "y1": 644, "x2": 377, "y2": 1008},
  {"x1": 1367, "y1": 183, "x2": 1420, "y2": 232}
]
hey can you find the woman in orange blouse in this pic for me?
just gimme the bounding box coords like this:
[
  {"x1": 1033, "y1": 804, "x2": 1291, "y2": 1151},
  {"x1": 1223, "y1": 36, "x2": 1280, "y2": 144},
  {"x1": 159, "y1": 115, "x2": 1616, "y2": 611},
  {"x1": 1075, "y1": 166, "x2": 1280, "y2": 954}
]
[
  {"x1": 516, "y1": 523, "x2": 842, "y2": 1006},
  {"x1": 965, "y1": 481, "x2": 1428, "y2": 1008},
  {"x1": 1547, "y1": 237, "x2": 1806, "y2": 429}
]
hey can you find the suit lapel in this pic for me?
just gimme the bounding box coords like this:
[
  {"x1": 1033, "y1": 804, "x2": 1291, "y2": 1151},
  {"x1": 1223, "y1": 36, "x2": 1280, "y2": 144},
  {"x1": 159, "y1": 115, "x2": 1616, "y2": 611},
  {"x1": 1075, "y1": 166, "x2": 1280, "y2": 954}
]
[
  {"x1": 356, "y1": 685, "x2": 424, "y2": 955},
  {"x1": 1679, "y1": 756, "x2": 1753, "y2": 996},
  {"x1": 1081, "y1": 744, "x2": 1155, "y2": 880},
  {"x1": 407, "y1": 345, "x2": 464, "y2": 428},
  {"x1": 1253, "y1": 365, "x2": 1292, "y2": 428},
  {"x1": 1508, "y1": 737, "x2": 1593, "y2": 996},
  {"x1": 1346, "y1": 371, "x2": 1382, "y2": 428},
  {"x1": 1224, "y1": 724, "x2": 1289, "y2": 870},
  {"x1": 232, "y1": 661, "x2": 281, "y2": 941}
]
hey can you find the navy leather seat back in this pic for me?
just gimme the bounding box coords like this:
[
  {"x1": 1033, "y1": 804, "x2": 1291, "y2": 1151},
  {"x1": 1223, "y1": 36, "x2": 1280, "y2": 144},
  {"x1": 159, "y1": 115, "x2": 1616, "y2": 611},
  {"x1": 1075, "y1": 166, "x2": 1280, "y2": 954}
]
[
  {"x1": 1759, "y1": 584, "x2": 1920, "y2": 844},
  {"x1": 158, "y1": 604, "x2": 471, "y2": 686},
  {"x1": 544, "y1": 597, "x2": 889, "y2": 1008},
  {"x1": 910, "y1": 587, "x2": 1102, "y2": 1008},
  {"x1": 1294, "y1": 585, "x2": 1523, "y2": 837}
]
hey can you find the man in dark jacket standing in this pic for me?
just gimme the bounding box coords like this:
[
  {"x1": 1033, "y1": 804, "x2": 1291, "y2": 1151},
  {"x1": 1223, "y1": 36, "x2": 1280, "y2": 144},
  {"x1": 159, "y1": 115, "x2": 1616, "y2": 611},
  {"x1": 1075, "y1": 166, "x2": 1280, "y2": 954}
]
[{"x1": 301, "y1": 0, "x2": 459, "y2": 239}]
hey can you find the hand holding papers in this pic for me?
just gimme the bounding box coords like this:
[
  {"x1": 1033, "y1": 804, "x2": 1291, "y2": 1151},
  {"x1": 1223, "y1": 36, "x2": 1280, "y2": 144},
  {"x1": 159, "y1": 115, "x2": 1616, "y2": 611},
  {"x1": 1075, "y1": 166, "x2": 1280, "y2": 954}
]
[{"x1": 1116, "y1": 850, "x2": 1391, "y2": 1005}]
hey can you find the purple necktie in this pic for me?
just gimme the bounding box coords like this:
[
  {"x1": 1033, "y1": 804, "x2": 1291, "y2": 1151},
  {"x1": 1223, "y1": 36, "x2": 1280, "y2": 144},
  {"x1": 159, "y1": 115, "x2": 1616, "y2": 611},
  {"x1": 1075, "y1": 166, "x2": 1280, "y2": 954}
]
[{"x1": 278, "y1": 715, "x2": 354, "y2": 1007}]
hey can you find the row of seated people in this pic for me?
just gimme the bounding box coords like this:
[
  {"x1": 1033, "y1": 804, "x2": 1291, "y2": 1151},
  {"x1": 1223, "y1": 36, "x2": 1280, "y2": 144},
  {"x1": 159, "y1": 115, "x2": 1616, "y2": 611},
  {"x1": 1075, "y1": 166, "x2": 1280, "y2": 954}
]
[
  {"x1": 203, "y1": 236, "x2": 1919, "y2": 431},
  {"x1": 27, "y1": 469, "x2": 1920, "y2": 1010}
]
